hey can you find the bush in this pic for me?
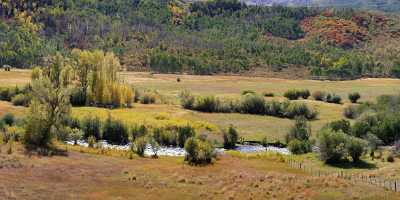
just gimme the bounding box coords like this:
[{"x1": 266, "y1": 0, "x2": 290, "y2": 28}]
[
  {"x1": 133, "y1": 136, "x2": 147, "y2": 157},
  {"x1": 346, "y1": 137, "x2": 367, "y2": 162},
  {"x1": 265, "y1": 100, "x2": 283, "y2": 116},
  {"x1": 177, "y1": 125, "x2": 196, "y2": 148},
  {"x1": 299, "y1": 89, "x2": 311, "y2": 99},
  {"x1": 223, "y1": 125, "x2": 239, "y2": 149},
  {"x1": 140, "y1": 91, "x2": 157, "y2": 104},
  {"x1": 102, "y1": 115, "x2": 129, "y2": 145},
  {"x1": 317, "y1": 129, "x2": 348, "y2": 163},
  {"x1": 387, "y1": 154, "x2": 395, "y2": 162},
  {"x1": 240, "y1": 94, "x2": 265, "y2": 114},
  {"x1": 87, "y1": 135, "x2": 96, "y2": 148},
  {"x1": 284, "y1": 89, "x2": 300, "y2": 100},
  {"x1": 2, "y1": 126, "x2": 24, "y2": 143},
  {"x1": 343, "y1": 105, "x2": 358, "y2": 119},
  {"x1": 348, "y1": 92, "x2": 361, "y2": 103},
  {"x1": 288, "y1": 139, "x2": 312, "y2": 154},
  {"x1": 184, "y1": 137, "x2": 215, "y2": 165},
  {"x1": 0, "y1": 88, "x2": 12, "y2": 101},
  {"x1": 286, "y1": 117, "x2": 310, "y2": 143},
  {"x1": 130, "y1": 124, "x2": 148, "y2": 140},
  {"x1": 284, "y1": 102, "x2": 317, "y2": 120},
  {"x1": 193, "y1": 96, "x2": 219, "y2": 112},
  {"x1": 326, "y1": 119, "x2": 351, "y2": 134},
  {"x1": 2, "y1": 113, "x2": 15, "y2": 126},
  {"x1": 312, "y1": 91, "x2": 326, "y2": 101},
  {"x1": 262, "y1": 92, "x2": 274, "y2": 97},
  {"x1": 69, "y1": 128, "x2": 83, "y2": 145},
  {"x1": 179, "y1": 90, "x2": 195, "y2": 109},
  {"x1": 81, "y1": 116, "x2": 102, "y2": 140},
  {"x1": 11, "y1": 94, "x2": 31, "y2": 107},
  {"x1": 241, "y1": 90, "x2": 256, "y2": 95},
  {"x1": 326, "y1": 93, "x2": 342, "y2": 104}
]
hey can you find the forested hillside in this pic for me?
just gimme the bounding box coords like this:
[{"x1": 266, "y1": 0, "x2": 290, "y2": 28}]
[{"x1": 1, "y1": 0, "x2": 400, "y2": 78}]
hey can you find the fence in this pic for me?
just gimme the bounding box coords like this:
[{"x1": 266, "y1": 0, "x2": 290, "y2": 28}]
[{"x1": 286, "y1": 158, "x2": 400, "y2": 193}]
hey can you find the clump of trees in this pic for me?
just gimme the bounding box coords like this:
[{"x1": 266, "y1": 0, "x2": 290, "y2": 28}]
[
  {"x1": 180, "y1": 91, "x2": 318, "y2": 120},
  {"x1": 317, "y1": 128, "x2": 367, "y2": 163}
]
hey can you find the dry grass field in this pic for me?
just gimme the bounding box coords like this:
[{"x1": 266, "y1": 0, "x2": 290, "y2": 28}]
[{"x1": 0, "y1": 144, "x2": 398, "y2": 200}]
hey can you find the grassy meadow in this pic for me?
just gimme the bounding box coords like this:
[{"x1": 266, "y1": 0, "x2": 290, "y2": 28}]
[{"x1": 1, "y1": 70, "x2": 400, "y2": 142}]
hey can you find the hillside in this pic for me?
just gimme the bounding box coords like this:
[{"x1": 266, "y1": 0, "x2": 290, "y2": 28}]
[
  {"x1": 1, "y1": 0, "x2": 400, "y2": 79},
  {"x1": 244, "y1": 0, "x2": 400, "y2": 12}
]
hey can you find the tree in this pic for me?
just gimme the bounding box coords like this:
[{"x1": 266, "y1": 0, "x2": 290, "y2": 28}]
[
  {"x1": 223, "y1": 125, "x2": 239, "y2": 149},
  {"x1": 349, "y1": 92, "x2": 361, "y2": 103},
  {"x1": 23, "y1": 54, "x2": 71, "y2": 150}
]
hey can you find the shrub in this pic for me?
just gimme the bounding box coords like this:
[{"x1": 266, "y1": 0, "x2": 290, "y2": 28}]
[
  {"x1": 351, "y1": 113, "x2": 378, "y2": 138},
  {"x1": 134, "y1": 89, "x2": 141, "y2": 103},
  {"x1": 288, "y1": 139, "x2": 312, "y2": 154},
  {"x1": 286, "y1": 117, "x2": 310, "y2": 143},
  {"x1": 240, "y1": 94, "x2": 265, "y2": 114},
  {"x1": 102, "y1": 115, "x2": 129, "y2": 145},
  {"x1": 265, "y1": 100, "x2": 283, "y2": 116},
  {"x1": 299, "y1": 89, "x2": 311, "y2": 99},
  {"x1": 348, "y1": 92, "x2": 361, "y2": 103},
  {"x1": 387, "y1": 154, "x2": 395, "y2": 162},
  {"x1": 343, "y1": 105, "x2": 358, "y2": 119},
  {"x1": 11, "y1": 94, "x2": 31, "y2": 107},
  {"x1": 284, "y1": 89, "x2": 300, "y2": 100},
  {"x1": 346, "y1": 137, "x2": 367, "y2": 162},
  {"x1": 284, "y1": 103, "x2": 317, "y2": 120},
  {"x1": 177, "y1": 125, "x2": 196, "y2": 148},
  {"x1": 312, "y1": 91, "x2": 326, "y2": 101},
  {"x1": 69, "y1": 128, "x2": 83, "y2": 145},
  {"x1": 148, "y1": 136, "x2": 160, "y2": 158},
  {"x1": 262, "y1": 92, "x2": 274, "y2": 97},
  {"x1": 223, "y1": 125, "x2": 239, "y2": 149},
  {"x1": 184, "y1": 137, "x2": 215, "y2": 165},
  {"x1": 3, "y1": 126, "x2": 24, "y2": 143},
  {"x1": 87, "y1": 135, "x2": 96, "y2": 148},
  {"x1": 140, "y1": 91, "x2": 157, "y2": 104},
  {"x1": 326, "y1": 93, "x2": 342, "y2": 104},
  {"x1": 193, "y1": 96, "x2": 219, "y2": 113},
  {"x1": 131, "y1": 124, "x2": 148, "y2": 140},
  {"x1": 317, "y1": 129, "x2": 348, "y2": 163},
  {"x1": 133, "y1": 136, "x2": 147, "y2": 157},
  {"x1": 0, "y1": 88, "x2": 11, "y2": 101},
  {"x1": 179, "y1": 90, "x2": 195, "y2": 109},
  {"x1": 241, "y1": 90, "x2": 256, "y2": 95},
  {"x1": 2, "y1": 113, "x2": 15, "y2": 126},
  {"x1": 326, "y1": 119, "x2": 351, "y2": 134},
  {"x1": 81, "y1": 116, "x2": 102, "y2": 140}
]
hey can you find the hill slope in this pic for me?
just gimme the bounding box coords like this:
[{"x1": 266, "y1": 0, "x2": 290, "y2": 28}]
[
  {"x1": 244, "y1": 0, "x2": 400, "y2": 12},
  {"x1": 1, "y1": 0, "x2": 400, "y2": 79}
]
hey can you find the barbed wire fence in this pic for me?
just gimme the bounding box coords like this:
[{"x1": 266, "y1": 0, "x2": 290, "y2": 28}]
[{"x1": 286, "y1": 158, "x2": 400, "y2": 192}]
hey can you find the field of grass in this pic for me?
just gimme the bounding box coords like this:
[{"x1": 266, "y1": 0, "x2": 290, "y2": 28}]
[
  {"x1": 1, "y1": 70, "x2": 399, "y2": 142},
  {"x1": 0, "y1": 144, "x2": 398, "y2": 200}
]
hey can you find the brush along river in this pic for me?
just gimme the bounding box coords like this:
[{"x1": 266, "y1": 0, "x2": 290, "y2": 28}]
[{"x1": 66, "y1": 140, "x2": 290, "y2": 156}]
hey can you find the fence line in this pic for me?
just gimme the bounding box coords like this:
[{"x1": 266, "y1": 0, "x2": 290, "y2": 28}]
[{"x1": 286, "y1": 158, "x2": 399, "y2": 192}]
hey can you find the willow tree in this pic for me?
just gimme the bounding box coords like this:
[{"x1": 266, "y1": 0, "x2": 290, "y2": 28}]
[
  {"x1": 24, "y1": 53, "x2": 72, "y2": 150},
  {"x1": 72, "y1": 49, "x2": 133, "y2": 107}
]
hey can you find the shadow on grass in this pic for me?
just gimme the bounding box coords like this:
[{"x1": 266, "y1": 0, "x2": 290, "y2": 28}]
[
  {"x1": 24, "y1": 146, "x2": 69, "y2": 157},
  {"x1": 326, "y1": 159, "x2": 377, "y2": 170}
]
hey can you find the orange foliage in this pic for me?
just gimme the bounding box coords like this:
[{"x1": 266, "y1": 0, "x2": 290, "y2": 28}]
[{"x1": 301, "y1": 16, "x2": 368, "y2": 48}]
